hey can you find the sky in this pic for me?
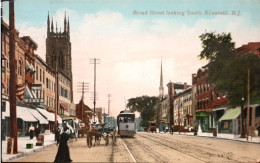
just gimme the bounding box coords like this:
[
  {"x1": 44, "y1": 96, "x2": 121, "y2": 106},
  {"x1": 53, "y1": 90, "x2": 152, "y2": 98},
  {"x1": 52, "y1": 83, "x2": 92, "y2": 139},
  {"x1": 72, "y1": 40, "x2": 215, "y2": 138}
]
[{"x1": 2, "y1": 0, "x2": 260, "y2": 117}]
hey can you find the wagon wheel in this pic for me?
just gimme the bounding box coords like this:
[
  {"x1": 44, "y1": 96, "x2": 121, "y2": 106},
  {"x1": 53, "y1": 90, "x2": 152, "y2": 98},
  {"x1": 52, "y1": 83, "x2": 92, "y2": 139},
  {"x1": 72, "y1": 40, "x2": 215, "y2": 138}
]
[
  {"x1": 105, "y1": 133, "x2": 109, "y2": 146},
  {"x1": 87, "y1": 133, "x2": 92, "y2": 148},
  {"x1": 95, "y1": 134, "x2": 101, "y2": 145}
]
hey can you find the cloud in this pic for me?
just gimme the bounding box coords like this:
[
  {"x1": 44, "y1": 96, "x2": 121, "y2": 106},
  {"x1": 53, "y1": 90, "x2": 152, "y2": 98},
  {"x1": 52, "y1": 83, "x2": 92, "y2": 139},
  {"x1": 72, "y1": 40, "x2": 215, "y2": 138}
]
[{"x1": 16, "y1": 9, "x2": 260, "y2": 117}]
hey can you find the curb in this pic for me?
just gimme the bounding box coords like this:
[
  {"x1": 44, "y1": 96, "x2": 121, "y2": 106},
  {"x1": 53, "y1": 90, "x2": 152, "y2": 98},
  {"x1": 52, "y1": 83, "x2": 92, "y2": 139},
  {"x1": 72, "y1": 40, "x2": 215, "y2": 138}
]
[
  {"x1": 4, "y1": 142, "x2": 56, "y2": 162},
  {"x1": 171, "y1": 133, "x2": 260, "y2": 144}
]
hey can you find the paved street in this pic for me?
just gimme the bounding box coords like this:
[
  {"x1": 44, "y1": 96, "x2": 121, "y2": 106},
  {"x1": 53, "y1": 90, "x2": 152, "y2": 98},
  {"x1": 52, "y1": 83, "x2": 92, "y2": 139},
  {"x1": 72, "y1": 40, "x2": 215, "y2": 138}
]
[{"x1": 10, "y1": 132, "x2": 260, "y2": 162}]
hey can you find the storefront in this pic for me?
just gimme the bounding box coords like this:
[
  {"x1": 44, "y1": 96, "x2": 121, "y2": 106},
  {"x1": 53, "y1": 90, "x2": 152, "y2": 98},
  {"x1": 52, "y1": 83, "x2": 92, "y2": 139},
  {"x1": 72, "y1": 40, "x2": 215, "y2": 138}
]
[
  {"x1": 218, "y1": 107, "x2": 240, "y2": 134},
  {"x1": 196, "y1": 112, "x2": 209, "y2": 132}
]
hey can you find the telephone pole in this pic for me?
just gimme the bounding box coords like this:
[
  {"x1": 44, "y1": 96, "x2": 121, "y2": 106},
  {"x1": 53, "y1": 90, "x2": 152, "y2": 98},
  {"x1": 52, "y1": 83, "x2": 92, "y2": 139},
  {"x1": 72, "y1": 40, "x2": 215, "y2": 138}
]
[
  {"x1": 77, "y1": 82, "x2": 89, "y2": 121},
  {"x1": 8, "y1": 0, "x2": 18, "y2": 154},
  {"x1": 107, "y1": 94, "x2": 112, "y2": 116},
  {"x1": 90, "y1": 58, "x2": 100, "y2": 122}
]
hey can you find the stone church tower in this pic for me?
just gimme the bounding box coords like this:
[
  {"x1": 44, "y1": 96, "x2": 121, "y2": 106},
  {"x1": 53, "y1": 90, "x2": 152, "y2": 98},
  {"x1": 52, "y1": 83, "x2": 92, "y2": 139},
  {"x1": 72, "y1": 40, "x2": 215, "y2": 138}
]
[{"x1": 46, "y1": 12, "x2": 73, "y2": 102}]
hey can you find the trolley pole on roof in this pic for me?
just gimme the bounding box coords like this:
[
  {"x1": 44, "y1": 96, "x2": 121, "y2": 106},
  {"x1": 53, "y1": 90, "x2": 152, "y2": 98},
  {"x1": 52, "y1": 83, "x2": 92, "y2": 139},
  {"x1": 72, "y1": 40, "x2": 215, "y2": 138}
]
[{"x1": 90, "y1": 58, "x2": 100, "y2": 123}]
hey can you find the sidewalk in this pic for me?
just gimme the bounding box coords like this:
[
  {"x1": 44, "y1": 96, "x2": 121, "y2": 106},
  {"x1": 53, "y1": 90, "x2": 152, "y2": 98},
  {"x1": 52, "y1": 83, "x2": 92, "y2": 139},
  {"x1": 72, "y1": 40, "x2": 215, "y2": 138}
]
[
  {"x1": 172, "y1": 132, "x2": 260, "y2": 144},
  {"x1": 1, "y1": 134, "x2": 56, "y2": 162}
]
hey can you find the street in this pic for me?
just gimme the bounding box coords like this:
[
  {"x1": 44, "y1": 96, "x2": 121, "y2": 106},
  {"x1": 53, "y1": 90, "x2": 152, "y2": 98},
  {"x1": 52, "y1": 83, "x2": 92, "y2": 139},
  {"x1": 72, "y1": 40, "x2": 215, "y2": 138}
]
[{"x1": 13, "y1": 132, "x2": 260, "y2": 162}]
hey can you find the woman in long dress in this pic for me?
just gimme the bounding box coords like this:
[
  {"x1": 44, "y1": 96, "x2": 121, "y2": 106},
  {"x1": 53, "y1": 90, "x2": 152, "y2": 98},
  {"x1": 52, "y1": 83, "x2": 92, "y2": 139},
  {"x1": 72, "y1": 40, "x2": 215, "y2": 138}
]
[
  {"x1": 54, "y1": 125, "x2": 72, "y2": 163},
  {"x1": 28, "y1": 124, "x2": 35, "y2": 139}
]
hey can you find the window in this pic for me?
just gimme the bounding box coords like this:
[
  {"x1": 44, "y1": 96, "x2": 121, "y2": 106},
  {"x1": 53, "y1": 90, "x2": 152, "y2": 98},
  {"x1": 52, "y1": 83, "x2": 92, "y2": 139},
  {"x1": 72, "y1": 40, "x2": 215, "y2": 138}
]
[
  {"x1": 46, "y1": 78, "x2": 49, "y2": 89},
  {"x1": 18, "y1": 60, "x2": 22, "y2": 75},
  {"x1": 43, "y1": 71, "x2": 45, "y2": 84},
  {"x1": 65, "y1": 89, "x2": 68, "y2": 98},
  {"x1": 40, "y1": 69, "x2": 42, "y2": 82},
  {"x1": 43, "y1": 89, "x2": 45, "y2": 102},
  {"x1": 36, "y1": 66, "x2": 38, "y2": 80}
]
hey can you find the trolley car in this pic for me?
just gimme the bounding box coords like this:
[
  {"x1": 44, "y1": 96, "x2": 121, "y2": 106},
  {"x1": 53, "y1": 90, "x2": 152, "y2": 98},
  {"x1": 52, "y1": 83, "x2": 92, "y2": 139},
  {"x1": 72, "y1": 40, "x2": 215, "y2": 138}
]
[{"x1": 117, "y1": 110, "x2": 136, "y2": 137}]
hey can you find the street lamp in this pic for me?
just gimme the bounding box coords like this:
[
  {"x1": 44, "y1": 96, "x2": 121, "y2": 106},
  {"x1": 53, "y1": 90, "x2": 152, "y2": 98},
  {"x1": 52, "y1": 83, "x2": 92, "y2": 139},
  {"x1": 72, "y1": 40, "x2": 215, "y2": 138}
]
[{"x1": 240, "y1": 97, "x2": 245, "y2": 138}]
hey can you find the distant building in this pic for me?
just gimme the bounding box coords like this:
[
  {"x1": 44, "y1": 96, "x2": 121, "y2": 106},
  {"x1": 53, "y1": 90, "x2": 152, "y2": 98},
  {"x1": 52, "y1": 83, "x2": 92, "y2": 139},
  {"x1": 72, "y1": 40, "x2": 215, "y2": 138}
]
[{"x1": 76, "y1": 100, "x2": 92, "y2": 123}]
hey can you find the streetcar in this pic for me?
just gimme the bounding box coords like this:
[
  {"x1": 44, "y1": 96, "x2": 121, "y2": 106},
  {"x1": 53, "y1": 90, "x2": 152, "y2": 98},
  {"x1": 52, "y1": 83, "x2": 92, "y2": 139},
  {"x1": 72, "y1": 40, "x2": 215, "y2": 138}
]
[{"x1": 117, "y1": 109, "x2": 136, "y2": 137}]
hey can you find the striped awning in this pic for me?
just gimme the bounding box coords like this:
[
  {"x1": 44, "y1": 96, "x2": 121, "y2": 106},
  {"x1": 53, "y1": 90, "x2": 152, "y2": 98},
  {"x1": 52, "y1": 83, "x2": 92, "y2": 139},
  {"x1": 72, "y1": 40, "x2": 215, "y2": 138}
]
[
  {"x1": 27, "y1": 108, "x2": 48, "y2": 124},
  {"x1": 60, "y1": 103, "x2": 68, "y2": 110},
  {"x1": 16, "y1": 106, "x2": 38, "y2": 122},
  {"x1": 37, "y1": 108, "x2": 62, "y2": 123}
]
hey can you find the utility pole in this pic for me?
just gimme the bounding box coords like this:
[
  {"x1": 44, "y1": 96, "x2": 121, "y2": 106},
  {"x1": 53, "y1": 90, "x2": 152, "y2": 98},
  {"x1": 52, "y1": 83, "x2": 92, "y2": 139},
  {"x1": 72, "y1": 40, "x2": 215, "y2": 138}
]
[
  {"x1": 8, "y1": 0, "x2": 18, "y2": 154},
  {"x1": 54, "y1": 46, "x2": 59, "y2": 140},
  {"x1": 107, "y1": 94, "x2": 111, "y2": 117},
  {"x1": 247, "y1": 69, "x2": 250, "y2": 141},
  {"x1": 90, "y1": 58, "x2": 100, "y2": 123},
  {"x1": 77, "y1": 82, "x2": 89, "y2": 122}
]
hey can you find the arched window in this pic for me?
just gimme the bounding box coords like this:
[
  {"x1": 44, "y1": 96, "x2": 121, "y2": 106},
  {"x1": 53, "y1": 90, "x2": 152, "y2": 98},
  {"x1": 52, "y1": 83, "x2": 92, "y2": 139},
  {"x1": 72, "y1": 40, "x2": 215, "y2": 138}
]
[{"x1": 18, "y1": 59, "x2": 22, "y2": 75}]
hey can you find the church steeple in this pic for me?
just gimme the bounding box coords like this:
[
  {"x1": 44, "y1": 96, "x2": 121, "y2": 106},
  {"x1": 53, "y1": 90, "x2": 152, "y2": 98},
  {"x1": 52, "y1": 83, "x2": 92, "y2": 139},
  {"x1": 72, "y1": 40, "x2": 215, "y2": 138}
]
[
  {"x1": 159, "y1": 59, "x2": 164, "y2": 100},
  {"x1": 67, "y1": 17, "x2": 70, "y2": 37},
  {"x1": 51, "y1": 17, "x2": 54, "y2": 33},
  {"x1": 47, "y1": 11, "x2": 50, "y2": 35},
  {"x1": 64, "y1": 11, "x2": 67, "y2": 33}
]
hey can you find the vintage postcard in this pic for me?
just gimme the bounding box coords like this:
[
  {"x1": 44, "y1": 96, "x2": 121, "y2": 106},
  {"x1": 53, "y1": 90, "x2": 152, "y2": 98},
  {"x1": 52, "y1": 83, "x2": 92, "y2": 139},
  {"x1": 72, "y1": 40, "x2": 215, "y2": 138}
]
[{"x1": 1, "y1": 0, "x2": 260, "y2": 162}]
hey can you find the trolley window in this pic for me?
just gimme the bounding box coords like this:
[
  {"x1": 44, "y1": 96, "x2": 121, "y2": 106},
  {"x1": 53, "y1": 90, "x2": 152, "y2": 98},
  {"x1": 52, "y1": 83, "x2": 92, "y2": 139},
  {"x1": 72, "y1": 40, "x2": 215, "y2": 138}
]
[{"x1": 118, "y1": 114, "x2": 135, "y2": 123}]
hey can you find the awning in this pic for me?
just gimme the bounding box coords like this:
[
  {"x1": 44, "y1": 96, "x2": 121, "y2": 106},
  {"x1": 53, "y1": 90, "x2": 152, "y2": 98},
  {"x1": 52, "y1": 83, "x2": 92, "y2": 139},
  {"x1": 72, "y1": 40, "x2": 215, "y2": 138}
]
[
  {"x1": 60, "y1": 103, "x2": 68, "y2": 110},
  {"x1": 196, "y1": 112, "x2": 208, "y2": 117},
  {"x1": 25, "y1": 86, "x2": 33, "y2": 99},
  {"x1": 2, "y1": 102, "x2": 37, "y2": 122},
  {"x1": 16, "y1": 106, "x2": 38, "y2": 122},
  {"x1": 27, "y1": 108, "x2": 48, "y2": 124},
  {"x1": 26, "y1": 60, "x2": 35, "y2": 72},
  {"x1": 218, "y1": 107, "x2": 241, "y2": 121},
  {"x1": 37, "y1": 108, "x2": 62, "y2": 123}
]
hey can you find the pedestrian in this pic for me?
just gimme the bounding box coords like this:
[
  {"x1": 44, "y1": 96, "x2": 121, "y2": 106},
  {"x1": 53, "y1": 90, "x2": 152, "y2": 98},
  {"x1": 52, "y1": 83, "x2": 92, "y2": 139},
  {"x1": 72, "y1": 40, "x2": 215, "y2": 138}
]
[
  {"x1": 54, "y1": 124, "x2": 72, "y2": 163},
  {"x1": 35, "y1": 124, "x2": 40, "y2": 141},
  {"x1": 28, "y1": 124, "x2": 35, "y2": 139},
  {"x1": 56, "y1": 126, "x2": 61, "y2": 145}
]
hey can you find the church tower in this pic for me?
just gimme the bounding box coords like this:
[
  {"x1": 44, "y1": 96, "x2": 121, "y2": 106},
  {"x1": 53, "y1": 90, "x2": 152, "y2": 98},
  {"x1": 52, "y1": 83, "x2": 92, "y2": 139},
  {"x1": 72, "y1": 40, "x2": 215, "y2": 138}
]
[
  {"x1": 46, "y1": 11, "x2": 73, "y2": 102},
  {"x1": 159, "y1": 59, "x2": 164, "y2": 100}
]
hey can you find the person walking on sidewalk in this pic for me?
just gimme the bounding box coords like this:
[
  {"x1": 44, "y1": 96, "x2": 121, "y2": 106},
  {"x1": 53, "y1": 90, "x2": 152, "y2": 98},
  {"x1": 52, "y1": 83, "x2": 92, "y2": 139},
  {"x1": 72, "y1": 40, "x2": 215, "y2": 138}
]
[
  {"x1": 29, "y1": 124, "x2": 35, "y2": 139},
  {"x1": 35, "y1": 124, "x2": 40, "y2": 141},
  {"x1": 54, "y1": 124, "x2": 72, "y2": 163}
]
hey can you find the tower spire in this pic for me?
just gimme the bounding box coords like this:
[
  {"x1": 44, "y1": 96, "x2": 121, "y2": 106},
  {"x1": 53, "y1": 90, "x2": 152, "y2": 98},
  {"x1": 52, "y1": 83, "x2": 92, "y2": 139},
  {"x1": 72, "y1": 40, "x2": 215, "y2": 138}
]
[
  {"x1": 159, "y1": 58, "x2": 164, "y2": 100},
  {"x1": 64, "y1": 11, "x2": 67, "y2": 33},
  {"x1": 51, "y1": 17, "x2": 54, "y2": 33},
  {"x1": 47, "y1": 11, "x2": 50, "y2": 34},
  {"x1": 56, "y1": 21, "x2": 58, "y2": 33},
  {"x1": 67, "y1": 16, "x2": 70, "y2": 37}
]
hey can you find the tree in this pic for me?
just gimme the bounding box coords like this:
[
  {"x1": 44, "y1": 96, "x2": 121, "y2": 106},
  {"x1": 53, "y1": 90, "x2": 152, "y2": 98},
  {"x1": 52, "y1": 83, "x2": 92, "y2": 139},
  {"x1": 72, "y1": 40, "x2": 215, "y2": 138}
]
[
  {"x1": 198, "y1": 32, "x2": 260, "y2": 137},
  {"x1": 127, "y1": 96, "x2": 159, "y2": 128}
]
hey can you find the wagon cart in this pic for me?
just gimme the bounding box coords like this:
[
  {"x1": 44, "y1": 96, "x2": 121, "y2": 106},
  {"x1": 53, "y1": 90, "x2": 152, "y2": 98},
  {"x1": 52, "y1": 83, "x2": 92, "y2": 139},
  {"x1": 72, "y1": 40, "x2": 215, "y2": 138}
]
[{"x1": 86, "y1": 123, "x2": 117, "y2": 148}]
